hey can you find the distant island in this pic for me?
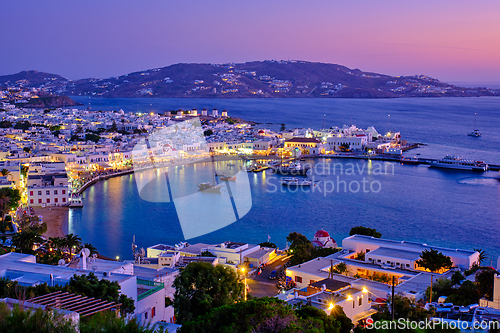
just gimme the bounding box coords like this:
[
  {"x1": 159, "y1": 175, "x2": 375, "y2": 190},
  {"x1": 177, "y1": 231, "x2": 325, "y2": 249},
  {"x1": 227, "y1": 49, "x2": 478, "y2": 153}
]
[{"x1": 1, "y1": 61, "x2": 499, "y2": 101}]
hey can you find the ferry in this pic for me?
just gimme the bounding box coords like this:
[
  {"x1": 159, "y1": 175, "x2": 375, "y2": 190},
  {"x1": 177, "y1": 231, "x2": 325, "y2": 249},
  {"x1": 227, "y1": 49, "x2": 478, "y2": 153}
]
[
  {"x1": 280, "y1": 177, "x2": 312, "y2": 187},
  {"x1": 273, "y1": 162, "x2": 310, "y2": 176},
  {"x1": 430, "y1": 156, "x2": 489, "y2": 172}
]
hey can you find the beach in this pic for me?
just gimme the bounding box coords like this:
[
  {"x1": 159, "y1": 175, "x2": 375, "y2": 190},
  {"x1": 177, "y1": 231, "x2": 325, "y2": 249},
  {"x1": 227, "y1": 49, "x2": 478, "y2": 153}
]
[{"x1": 35, "y1": 206, "x2": 69, "y2": 238}]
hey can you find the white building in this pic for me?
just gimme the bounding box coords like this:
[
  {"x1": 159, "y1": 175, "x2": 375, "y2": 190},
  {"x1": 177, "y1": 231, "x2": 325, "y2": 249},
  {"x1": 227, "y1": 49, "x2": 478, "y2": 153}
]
[
  {"x1": 27, "y1": 172, "x2": 70, "y2": 206},
  {"x1": 342, "y1": 235, "x2": 480, "y2": 270},
  {"x1": 277, "y1": 278, "x2": 376, "y2": 323}
]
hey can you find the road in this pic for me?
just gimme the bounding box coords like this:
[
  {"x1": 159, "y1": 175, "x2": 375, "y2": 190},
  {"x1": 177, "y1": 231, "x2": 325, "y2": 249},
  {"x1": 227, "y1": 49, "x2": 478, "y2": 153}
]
[{"x1": 246, "y1": 255, "x2": 290, "y2": 298}]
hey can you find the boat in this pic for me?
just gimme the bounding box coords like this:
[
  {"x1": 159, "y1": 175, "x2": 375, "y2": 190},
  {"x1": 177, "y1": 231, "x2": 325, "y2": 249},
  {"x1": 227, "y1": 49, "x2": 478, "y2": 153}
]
[
  {"x1": 280, "y1": 177, "x2": 312, "y2": 186},
  {"x1": 467, "y1": 113, "x2": 481, "y2": 137},
  {"x1": 429, "y1": 155, "x2": 489, "y2": 172},
  {"x1": 197, "y1": 182, "x2": 224, "y2": 192},
  {"x1": 272, "y1": 162, "x2": 310, "y2": 176},
  {"x1": 400, "y1": 156, "x2": 420, "y2": 165},
  {"x1": 217, "y1": 173, "x2": 236, "y2": 181},
  {"x1": 198, "y1": 156, "x2": 225, "y2": 192},
  {"x1": 69, "y1": 194, "x2": 83, "y2": 207}
]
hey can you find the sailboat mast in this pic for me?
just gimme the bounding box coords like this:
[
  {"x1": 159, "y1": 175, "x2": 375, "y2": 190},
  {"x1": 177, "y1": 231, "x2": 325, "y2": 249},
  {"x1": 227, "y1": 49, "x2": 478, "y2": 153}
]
[{"x1": 474, "y1": 113, "x2": 477, "y2": 130}]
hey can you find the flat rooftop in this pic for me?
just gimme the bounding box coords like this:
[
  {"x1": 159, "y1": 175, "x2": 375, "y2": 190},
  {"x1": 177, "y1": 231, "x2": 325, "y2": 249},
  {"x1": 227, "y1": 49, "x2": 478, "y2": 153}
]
[
  {"x1": 367, "y1": 247, "x2": 422, "y2": 261},
  {"x1": 344, "y1": 235, "x2": 477, "y2": 257}
]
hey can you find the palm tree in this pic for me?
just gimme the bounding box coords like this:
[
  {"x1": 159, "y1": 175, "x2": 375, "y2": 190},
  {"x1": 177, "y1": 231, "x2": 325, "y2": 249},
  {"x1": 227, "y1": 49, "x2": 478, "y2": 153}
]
[
  {"x1": 474, "y1": 248, "x2": 488, "y2": 266},
  {"x1": 0, "y1": 168, "x2": 11, "y2": 177},
  {"x1": 84, "y1": 243, "x2": 98, "y2": 255},
  {"x1": 48, "y1": 237, "x2": 65, "y2": 254},
  {"x1": 416, "y1": 249, "x2": 453, "y2": 303},
  {"x1": 332, "y1": 262, "x2": 349, "y2": 276},
  {"x1": 63, "y1": 233, "x2": 82, "y2": 256},
  {"x1": 11, "y1": 230, "x2": 43, "y2": 253}
]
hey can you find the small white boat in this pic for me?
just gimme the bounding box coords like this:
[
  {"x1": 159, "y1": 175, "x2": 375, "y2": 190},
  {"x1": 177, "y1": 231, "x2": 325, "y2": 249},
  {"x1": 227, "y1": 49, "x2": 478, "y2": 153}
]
[
  {"x1": 467, "y1": 113, "x2": 481, "y2": 137},
  {"x1": 280, "y1": 177, "x2": 312, "y2": 186},
  {"x1": 467, "y1": 129, "x2": 481, "y2": 137},
  {"x1": 69, "y1": 195, "x2": 83, "y2": 207},
  {"x1": 197, "y1": 182, "x2": 224, "y2": 192},
  {"x1": 216, "y1": 172, "x2": 236, "y2": 181},
  {"x1": 273, "y1": 162, "x2": 310, "y2": 176}
]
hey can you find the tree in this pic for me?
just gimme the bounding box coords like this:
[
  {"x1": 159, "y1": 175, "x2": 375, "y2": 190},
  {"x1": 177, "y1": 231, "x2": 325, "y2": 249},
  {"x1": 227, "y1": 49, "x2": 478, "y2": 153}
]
[
  {"x1": 84, "y1": 133, "x2": 101, "y2": 143},
  {"x1": 0, "y1": 303, "x2": 76, "y2": 333},
  {"x1": 474, "y1": 248, "x2": 488, "y2": 266},
  {"x1": 259, "y1": 241, "x2": 277, "y2": 248},
  {"x1": 23, "y1": 147, "x2": 31, "y2": 153},
  {"x1": 0, "y1": 120, "x2": 12, "y2": 128},
  {"x1": 173, "y1": 262, "x2": 244, "y2": 324},
  {"x1": 203, "y1": 129, "x2": 213, "y2": 136},
  {"x1": 0, "y1": 189, "x2": 12, "y2": 221},
  {"x1": 349, "y1": 226, "x2": 382, "y2": 238},
  {"x1": 80, "y1": 312, "x2": 154, "y2": 333},
  {"x1": 63, "y1": 233, "x2": 82, "y2": 256},
  {"x1": 332, "y1": 262, "x2": 349, "y2": 276},
  {"x1": 476, "y1": 268, "x2": 497, "y2": 301},
  {"x1": 179, "y1": 297, "x2": 351, "y2": 333},
  {"x1": 446, "y1": 280, "x2": 480, "y2": 306},
  {"x1": 11, "y1": 230, "x2": 43, "y2": 253},
  {"x1": 69, "y1": 273, "x2": 135, "y2": 316},
  {"x1": 0, "y1": 188, "x2": 21, "y2": 217},
  {"x1": 83, "y1": 243, "x2": 98, "y2": 255},
  {"x1": 372, "y1": 295, "x2": 431, "y2": 322},
  {"x1": 416, "y1": 249, "x2": 453, "y2": 303},
  {"x1": 287, "y1": 232, "x2": 314, "y2": 265},
  {"x1": 200, "y1": 250, "x2": 215, "y2": 257},
  {"x1": 14, "y1": 121, "x2": 31, "y2": 131},
  {"x1": 451, "y1": 271, "x2": 465, "y2": 285},
  {"x1": 280, "y1": 123, "x2": 286, "y2": 132},
  {"x1": 109, "y1": 121, "x2": 118, "y2": 132}
]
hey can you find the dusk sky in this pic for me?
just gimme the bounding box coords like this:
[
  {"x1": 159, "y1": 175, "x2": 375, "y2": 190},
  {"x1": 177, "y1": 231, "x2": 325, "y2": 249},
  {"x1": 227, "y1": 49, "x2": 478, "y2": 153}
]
[{"x1": 2, "y1": 0, "x2": 499, "y2": 83}]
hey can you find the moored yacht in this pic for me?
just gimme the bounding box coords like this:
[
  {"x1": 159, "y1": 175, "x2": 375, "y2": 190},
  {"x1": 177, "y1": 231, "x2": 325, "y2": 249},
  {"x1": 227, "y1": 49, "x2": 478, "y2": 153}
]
[
  {"x1": 273, "y1": 162, "x2": 310, "y2": 176},
  {"x1": 280, "y1": 177, "x2": 312, "y2": 186},
  {"x1": 430, "y1": 155, "x2": 489, "y2": 172}
]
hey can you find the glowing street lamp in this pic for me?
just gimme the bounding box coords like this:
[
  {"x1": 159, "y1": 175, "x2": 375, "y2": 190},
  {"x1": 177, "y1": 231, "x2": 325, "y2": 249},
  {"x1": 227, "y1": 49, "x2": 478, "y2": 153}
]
[{"x1": 241, "y1": 267, "x2": 247, "y2": 301}]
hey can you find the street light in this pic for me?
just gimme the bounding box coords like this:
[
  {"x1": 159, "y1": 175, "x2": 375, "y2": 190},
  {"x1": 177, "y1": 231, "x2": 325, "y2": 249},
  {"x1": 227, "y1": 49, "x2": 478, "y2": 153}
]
[{"x1": 241, "y1": 267, "x2": 247, "y2": 301}]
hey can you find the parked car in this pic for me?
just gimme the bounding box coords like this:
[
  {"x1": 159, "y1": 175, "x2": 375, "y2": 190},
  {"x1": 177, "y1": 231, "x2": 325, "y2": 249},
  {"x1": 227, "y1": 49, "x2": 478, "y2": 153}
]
[{"x1": 269, "y1": 270, "x2": 277, "y2": 280}]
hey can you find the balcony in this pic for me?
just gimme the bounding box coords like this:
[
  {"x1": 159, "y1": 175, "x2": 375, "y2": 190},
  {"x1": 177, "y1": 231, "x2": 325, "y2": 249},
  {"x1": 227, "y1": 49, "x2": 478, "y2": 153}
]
[{"x1": 137, "y1": 278, "x2": 164, "y2": 301}]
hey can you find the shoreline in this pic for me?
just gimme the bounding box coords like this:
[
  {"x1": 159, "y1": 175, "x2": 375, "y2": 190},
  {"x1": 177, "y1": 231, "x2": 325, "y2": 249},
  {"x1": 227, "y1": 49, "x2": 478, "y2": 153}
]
[{"x1": 35, "y1": 206, "x2": 69, "y2": 239}]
